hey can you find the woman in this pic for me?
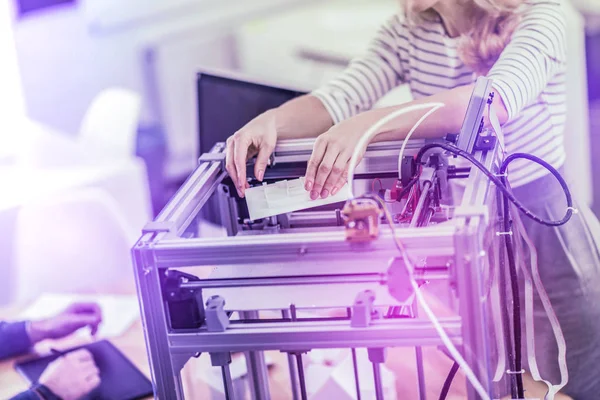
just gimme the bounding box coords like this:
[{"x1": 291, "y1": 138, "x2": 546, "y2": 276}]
[{"x1": 226, "y1": 0, "x2": 600, "y2": 398}]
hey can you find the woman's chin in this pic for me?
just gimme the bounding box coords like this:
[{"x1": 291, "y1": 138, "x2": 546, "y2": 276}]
[{"x1": 404, "y1": 0, "x2": 437, "y2": 14}]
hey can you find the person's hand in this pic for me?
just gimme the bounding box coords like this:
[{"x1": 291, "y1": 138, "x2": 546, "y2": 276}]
[
  {"x1": 226, "y1": 109, "x2": 278, "y2": 198},
  {"x1": 29, "y1": 303, "x2": 103, "y2": 344},
  {"x1": 304, "y1": 120, "x2": 367, "y2": 200},
  {"x1": 39, "y1": 349, "x2": 101, "y2": 400}
]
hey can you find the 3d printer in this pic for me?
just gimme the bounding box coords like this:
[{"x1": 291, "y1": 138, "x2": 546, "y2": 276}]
[{"x1": 132, "y1": 77, "x2": 569, "y2": 400}]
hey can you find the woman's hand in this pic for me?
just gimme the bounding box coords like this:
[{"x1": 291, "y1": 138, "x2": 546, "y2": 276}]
[
  {"x1": 304, "y1": 120, "x2": 367, "y2": 200},
  {"x1": 226, "y1": 110, "x2": 278, "y2": 198}
]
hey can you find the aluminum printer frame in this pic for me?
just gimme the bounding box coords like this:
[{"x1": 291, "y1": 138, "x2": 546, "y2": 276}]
[{"x1": 132, "y1": 78, "x2": 505, "y2": 400}]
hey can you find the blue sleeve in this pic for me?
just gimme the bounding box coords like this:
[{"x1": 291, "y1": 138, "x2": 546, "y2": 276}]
[
  {"x1": 9, "y1": 390, "x2": 41, "y2": 400},
  {"x1": 9, "y1": 385, "x2": 61, "y2": 400},
  {"x1": 0, "y1": 321, "x2": 33, "y2": 360}
]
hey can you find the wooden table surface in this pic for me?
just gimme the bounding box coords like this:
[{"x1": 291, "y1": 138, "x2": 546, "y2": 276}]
[{"x1": 0, "y1": 277, "x2": 573, "y2": 400}]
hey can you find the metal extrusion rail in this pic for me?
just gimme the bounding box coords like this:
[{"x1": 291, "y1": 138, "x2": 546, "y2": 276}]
[{"x1": 132, "y1": 135, "x2": 501, "y2": 400}]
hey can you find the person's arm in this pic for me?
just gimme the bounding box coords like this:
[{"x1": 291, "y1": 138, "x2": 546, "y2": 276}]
[
  {"x1": 277, "y1": 13, "x2": 409, "y2": 140},
  {"x1": 0, "y1": 322, "x2": 33, "y2": 360},
  {"x1": 225, "y1": 96, "x2": 330, "y2": 197},
  {"x1": 10, "y1": 385, "x2": 61, "y2": 400},
  {"x1": 0, "y1": 303, "x2": 102, "y2": 361},
  {"x1": 305, "y1": 1, "x2": 566, "y2": 199},
  {"x1": 227, "y1": 14, "x2": 407, "y2": 196},
  {"x1": 302, "y1": 84, "x2": 509, "y2": 198},
  {"x1": 10, "y1": 389, "x2": 43, "y2": 400},
  {"x1": 486, "y1": 0, "x2": 566, "y2": 122}
]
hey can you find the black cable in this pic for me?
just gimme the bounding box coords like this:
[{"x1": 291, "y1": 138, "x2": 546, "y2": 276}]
[
  {"x1": 502, "y1": 175, "x2": 525, "y2": 398},
  {"x1": 495, "y1": 191, "x2": 519, "y2": 399},
  {"x1": 438, "y1": 361, "x2": 460, "y2": 400},
  {"x1": 396, "y1": 174, "x2": 420, "y2": 203},
  {"x1": 414, "y1": 141, "x2": 574, "y2": 399},
  {"x1": 415, "y1": 142, "x2": 574, "y2": 226}
]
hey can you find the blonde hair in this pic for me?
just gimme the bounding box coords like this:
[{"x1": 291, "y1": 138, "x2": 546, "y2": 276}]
[{"x1": 405, "y1": 0, "x2": 525, "y2": 75}]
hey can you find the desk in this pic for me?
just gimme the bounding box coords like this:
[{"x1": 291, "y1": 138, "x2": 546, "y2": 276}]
[
  {"x1": 0, "y1": 280, "x2": 153, "y2": 400},
  {"x1": 0, "y1": 281, "x2": 574, "y2": 400}
]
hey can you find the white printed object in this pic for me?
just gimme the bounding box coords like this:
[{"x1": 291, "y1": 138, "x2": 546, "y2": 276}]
[
  {"x1": 244, "y1": 177, "x2": 350, "y2": 220},
  {"x1": 306, "y1": 348, "x2": 397, "y2": 400}
]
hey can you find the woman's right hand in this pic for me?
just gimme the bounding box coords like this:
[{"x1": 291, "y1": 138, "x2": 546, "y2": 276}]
[{"x1": 226, "y1": 109, "x2": 278, "y2": 198}]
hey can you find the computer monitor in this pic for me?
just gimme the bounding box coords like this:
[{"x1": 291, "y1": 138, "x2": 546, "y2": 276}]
[
  {"x1": 196, "y1": 70, "x2": 307, "y2": 155},
  {"x1": 196, "y1": 69, "x2": 308, "y2": 225}
]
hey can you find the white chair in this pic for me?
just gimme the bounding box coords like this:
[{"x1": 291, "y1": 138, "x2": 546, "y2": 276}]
[
  {"x1": 78, "y1": 87, "x2": 143, "y2": 161},
  {"x1": 77, "y1": 86, "x2": 153, "y2": 236},
  {"x1": 76, "y1": 87, "x2": 153, "y2": 227},
  {"x1": 13, "y1": 187, "x2": 137, "y2": 303},
  {"x1": 0, "y1": 88, "x2": 153, "y2": 305}
]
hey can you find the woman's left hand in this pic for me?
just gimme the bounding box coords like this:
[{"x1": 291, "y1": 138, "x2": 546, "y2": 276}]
[{"x1": 304, "y1": 119, "x2": 367, "y2": 200}]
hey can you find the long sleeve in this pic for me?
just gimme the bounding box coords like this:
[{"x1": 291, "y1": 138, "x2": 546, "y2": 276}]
[
  {"x1": 0, "y1": 321, "x2": 33, "y2": 360},
  {"x1": 10, "y1": 390, "x2": 41, "y2": 400},
  {"x1": 10, "y1": 385, "x2": 61, "y2": 400},
  {"x1": 487, "y1": 0, "x2": 567, "y2": 121},
  {"x1": 312, "y1": 14, "x2": 408, "y2": 124}
]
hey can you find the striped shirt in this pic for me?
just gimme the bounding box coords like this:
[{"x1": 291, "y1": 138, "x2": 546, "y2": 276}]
[{"x1": 312, "y1": 0, "x2": 567, "y2": 187}]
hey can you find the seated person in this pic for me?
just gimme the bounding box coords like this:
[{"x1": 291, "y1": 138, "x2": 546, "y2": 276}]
[{"x1": 0, "y1": 303, "x2": 102, "y2": 400}]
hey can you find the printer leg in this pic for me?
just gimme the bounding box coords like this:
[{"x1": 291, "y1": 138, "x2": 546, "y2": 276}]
[{"x1": 133, "y1": 247, "x2": 185, "y2": 399}]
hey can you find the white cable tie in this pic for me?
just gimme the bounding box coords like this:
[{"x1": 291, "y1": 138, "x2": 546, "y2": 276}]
[
  {"x1": 566, "y1": 207, "x2": 579, "y2": 214},
  {"x1": 506, "y1": 369, "x2": 526, "y2": 375},
  {"x1": 496, "y1": 231, "x2": 513, "y2": 236},
  {"x1": 494, "y1": 172, "x2": 508, "y2": 178}
]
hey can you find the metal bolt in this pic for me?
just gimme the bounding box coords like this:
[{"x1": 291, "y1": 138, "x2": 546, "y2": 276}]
[{"x1": 298, "y1": 246, "x2": 307, "y2": 256}]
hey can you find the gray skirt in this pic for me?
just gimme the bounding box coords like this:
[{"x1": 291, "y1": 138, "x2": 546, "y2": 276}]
[{"x1": 510, "y1": 172, "x2": 600, "y2": 400}]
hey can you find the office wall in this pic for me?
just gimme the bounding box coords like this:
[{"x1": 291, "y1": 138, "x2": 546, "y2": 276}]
[
  {"x1": 12, "y1": 2, "x2": 145, "y2": 135},
  {"x1": 1, "y1": 0, "x2": 26, "y2": 135},
  {"x1": 10, "y1": 0, "x2": 315, "y2": 179}
]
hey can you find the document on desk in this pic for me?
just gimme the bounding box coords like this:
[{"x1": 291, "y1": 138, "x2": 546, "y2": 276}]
[
  {"x1": 245, "y1": 177, "x2": 351, "y2": 220},
  {"x1": 19, "y1": 293, "x2": 140, "y2": 338}
]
